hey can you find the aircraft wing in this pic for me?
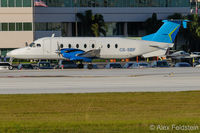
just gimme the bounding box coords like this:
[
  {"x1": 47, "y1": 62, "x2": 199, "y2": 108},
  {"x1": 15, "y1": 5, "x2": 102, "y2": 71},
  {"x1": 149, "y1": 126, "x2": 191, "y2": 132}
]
[
  {"x1": 59, "y1": 48, "x2": 100, "y2": 62},
  {"x1": 78, "y1": 49, "x2": 101, "y2": 58},
  {"x1": 142, "y1": 48, "x2": 168, "y2": 58}
]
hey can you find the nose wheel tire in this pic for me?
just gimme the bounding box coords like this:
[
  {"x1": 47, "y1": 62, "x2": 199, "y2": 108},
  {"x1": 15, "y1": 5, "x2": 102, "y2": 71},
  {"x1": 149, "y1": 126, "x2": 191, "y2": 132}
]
[
  {"x1": 87, "y1": 64, "x2": 93, "y2": 69},
  {"x1": 8, "y1": 66, "x2": 13, "y2": 70}
]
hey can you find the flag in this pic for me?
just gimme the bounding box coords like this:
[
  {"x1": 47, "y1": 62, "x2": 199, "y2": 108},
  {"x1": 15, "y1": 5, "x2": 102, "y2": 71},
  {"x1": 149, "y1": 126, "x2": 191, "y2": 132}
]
[{"x1": 34, "y1": 0, "x2": 48, "y2": 7}]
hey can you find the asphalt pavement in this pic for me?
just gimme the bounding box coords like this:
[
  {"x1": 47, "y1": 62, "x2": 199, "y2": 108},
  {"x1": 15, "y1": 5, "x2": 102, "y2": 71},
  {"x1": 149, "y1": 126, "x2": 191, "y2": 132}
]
[{"x1": 0, "y1": 68, "x2": 200, "y2": 94}]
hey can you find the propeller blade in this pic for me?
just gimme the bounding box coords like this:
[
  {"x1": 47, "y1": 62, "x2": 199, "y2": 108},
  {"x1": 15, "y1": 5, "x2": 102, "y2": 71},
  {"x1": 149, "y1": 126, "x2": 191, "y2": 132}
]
[
  {"x1": 56, "y1": 42, "x2": 61, "y2": 57},
  {"x1": 57, "y1": 42, "x2": 61, "y2": 51}
]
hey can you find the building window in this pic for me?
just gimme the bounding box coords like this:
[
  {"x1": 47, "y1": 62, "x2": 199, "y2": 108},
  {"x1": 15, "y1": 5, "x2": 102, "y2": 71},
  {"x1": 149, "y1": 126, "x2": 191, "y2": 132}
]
[
  {"x1": 107, "y1": 44, "x2": 110, "y2": 48},
  {"x1": 84, "y1": 44, "x2": 87, "y2": 48},
  {"x1": 23, "y1": 0, "x2": 31, "y2": 7},
  {"x1": 68, "y1": 44, "x2": 71, "y2": 48},
  {"x1": 92, "y1": 44, "x2": 95, "y2": 48},
  {"x1": 35, "y1": 23, "x2": 46, "y2": 31},
  {"x1": 1, "y1": 0, "x2": 7, "y2": 7},
  {"x1": 16, "y1": 23, "x2": 22, "y2": 31},
  {"x1": 9, "y1": 23, "x2": 15, "y2": 31},
  {"x1": 23, "y1": 23, "x2": 32, "y2": 31},
  {"x1": 35, "y1": 22, "x2": 61, "y2": 31},
  {"x1": 16, "y1": 0, "x2": 22, "y2": 7},
  {"x1": 8, "y1": 0, "x2": 15, "y2": 7},
  {"x1": 76, "y1": 44, "x2": 79, "y2": 48},
  {"x1": 0, "y1": 0, "x2": 32, "y2": 7},
  {"x1": 2, "y1": 23, "x2": 8, "y2": 31},
  {"x1": 0, "y1": 22, "x2": 32, "y2": 31},
  {"x1": 106, "y1": 23, "x2": 124, "y2": 36}
]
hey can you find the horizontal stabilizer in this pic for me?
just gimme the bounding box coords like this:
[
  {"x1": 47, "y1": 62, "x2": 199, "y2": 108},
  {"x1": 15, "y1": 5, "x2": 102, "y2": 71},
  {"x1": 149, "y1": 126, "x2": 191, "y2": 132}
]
[{"x1": 142, "y1": 48, "x2": 168, "y2": 58}]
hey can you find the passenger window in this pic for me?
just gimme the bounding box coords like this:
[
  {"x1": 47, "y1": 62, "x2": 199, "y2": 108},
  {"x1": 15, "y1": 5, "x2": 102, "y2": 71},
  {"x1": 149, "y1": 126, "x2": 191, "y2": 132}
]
[
  {"x1": 68, "y1": 44, "x2": 71, "y2": 48},
  {"x1": 115, "y1": 44, "x2": 118, "y2": 48},
  {"x1": 107, "y1": 44, "x2": 110, "y2": 48},
  {"x1": 60, "y1": 44, "x2": 64, "y2": 48},
  {"x1": 37, "y1": 44, "x2": 41, "y2": 47},
  {"x1": 92, "y1": 44, "x2": 95, "y2": 48},
  {"x1": 76, "y1": 44, "x2": 79, "y2": 48},
  {"x1": 84, "y1": 44, "x2": 87, "y2": 48}
]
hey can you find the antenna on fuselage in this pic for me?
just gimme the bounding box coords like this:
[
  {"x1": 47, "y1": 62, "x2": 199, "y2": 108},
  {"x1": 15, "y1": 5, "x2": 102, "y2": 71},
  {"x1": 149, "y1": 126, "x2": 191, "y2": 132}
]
[{"x1": 51, "y1": 33, "x2": 55, "y2": 37}]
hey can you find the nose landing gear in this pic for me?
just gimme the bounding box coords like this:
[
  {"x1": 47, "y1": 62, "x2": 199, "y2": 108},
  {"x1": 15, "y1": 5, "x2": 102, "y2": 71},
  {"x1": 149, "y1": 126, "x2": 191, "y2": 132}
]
[{"x1": 9, "y1": 57, "x2": 14, "y2": 70}]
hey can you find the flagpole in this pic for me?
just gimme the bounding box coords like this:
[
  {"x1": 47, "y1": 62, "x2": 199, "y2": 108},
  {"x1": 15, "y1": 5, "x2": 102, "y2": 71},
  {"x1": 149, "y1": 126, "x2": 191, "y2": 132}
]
[
  {"x1": 32, "y1": 0, "x2": 35, "y2": 41},
  {"x1": 196, "y1": 0, "x2": 198, "y2": 15},
  {"x1": 75, "y1": 0, "x2": 78, "y2": 37}
]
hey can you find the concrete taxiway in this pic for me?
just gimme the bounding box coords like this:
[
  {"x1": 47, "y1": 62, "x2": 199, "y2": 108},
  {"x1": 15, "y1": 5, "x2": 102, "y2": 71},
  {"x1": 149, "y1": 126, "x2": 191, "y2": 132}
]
[{"x1": 0, "y1": 68, "x2": 200, "y2": 94}]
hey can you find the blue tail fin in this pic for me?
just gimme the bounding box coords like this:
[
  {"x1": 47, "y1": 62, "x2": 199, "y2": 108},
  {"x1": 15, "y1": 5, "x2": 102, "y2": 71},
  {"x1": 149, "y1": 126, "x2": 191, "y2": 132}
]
[{"x1": 142, "y1": 20, "x2": 188, "y2": 43}]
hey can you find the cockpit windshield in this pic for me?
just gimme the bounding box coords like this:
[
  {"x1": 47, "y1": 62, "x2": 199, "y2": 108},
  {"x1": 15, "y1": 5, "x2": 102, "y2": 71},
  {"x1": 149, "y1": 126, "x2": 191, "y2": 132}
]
[{"x1": 29, "y1": 43, "x2": 36, "y2": 47}]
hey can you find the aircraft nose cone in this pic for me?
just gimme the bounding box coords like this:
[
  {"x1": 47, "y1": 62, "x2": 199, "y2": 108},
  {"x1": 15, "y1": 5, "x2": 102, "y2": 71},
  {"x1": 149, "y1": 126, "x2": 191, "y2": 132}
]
[
  {"x1": 6, "y1": 51, "x2": 12, "y2": 57},
  {"x1": 6, "y1": 50, "x2": 16, "y2": 58}
]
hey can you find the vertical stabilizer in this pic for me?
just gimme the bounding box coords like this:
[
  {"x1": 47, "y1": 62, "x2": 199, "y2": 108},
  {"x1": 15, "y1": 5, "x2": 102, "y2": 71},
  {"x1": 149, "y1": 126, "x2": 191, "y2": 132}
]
[{"x1": 142, "y1": 20, "x2": 188, "y2": 43}]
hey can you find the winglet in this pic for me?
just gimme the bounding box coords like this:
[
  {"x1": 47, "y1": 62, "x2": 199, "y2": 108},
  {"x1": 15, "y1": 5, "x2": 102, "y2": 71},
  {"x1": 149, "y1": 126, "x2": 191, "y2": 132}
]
[{"x1": 51, "y1": 33, "x2": 55, "y2": 37}]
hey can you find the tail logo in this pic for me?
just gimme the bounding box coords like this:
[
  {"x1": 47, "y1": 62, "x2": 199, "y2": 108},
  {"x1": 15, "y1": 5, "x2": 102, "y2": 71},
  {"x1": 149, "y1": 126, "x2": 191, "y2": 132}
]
[{"x1": 169, "y1": 25, "x2": 180, "y2": 42}]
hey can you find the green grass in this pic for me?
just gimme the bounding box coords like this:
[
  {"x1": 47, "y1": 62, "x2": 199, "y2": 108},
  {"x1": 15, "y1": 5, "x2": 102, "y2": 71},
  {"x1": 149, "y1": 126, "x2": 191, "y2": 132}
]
[{"x1": 0, "y1": 92, "x2": 200, "y2": 133}]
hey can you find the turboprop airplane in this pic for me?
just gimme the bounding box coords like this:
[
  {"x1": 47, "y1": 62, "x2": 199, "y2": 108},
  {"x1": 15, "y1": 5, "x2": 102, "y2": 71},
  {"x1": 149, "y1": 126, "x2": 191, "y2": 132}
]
[{"x1": 7, "y1": 20, "x2": 188, "y2": 67}]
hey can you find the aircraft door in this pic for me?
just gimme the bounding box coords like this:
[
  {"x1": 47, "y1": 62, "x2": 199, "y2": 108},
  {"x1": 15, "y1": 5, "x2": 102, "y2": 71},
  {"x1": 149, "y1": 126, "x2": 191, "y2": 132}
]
[{"x1": 43, "y1": 39, "x2": 51, "y2": 58}]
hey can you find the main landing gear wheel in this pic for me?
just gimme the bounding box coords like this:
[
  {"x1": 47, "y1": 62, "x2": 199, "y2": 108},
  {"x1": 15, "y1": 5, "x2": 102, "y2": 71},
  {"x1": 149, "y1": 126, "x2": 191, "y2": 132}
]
[
  {"x1": 87, "y1": 64, "x2": 93, "y2": 69},
  {"x1": 77, "y1": 64, "x2": 84, "y2": 69}
]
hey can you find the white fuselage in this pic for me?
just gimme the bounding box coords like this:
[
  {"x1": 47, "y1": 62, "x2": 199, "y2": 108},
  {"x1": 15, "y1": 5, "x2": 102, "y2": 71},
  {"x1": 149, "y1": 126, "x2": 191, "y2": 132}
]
[{"x1": 7, "y1": 37, "x2": 171, "y2": 60}]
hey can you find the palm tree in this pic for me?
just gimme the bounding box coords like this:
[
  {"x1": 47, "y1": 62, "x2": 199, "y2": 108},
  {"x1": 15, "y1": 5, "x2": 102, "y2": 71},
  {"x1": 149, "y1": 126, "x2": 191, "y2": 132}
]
[
  {"x1": 76, "y1": 10, "x2": 107, "y2": 37},
  {"x1": 171, "y1": 14, "x2": 200, "y2": 52},
  {"x1": 167, "y1": 13, "x2": 183, "y2": 19},
  {"x1": 186, "y1": 14, "x2": 200, "y2": 51},
  {"x1": 76, "y1": 10, "x2": 93, "y2": 36},
  {"x1": 92, "y1": 13, "x2": 107, "y2": 37},
  {"x1": 144, "y1": 13, "x2": 162, "y2": 34}
]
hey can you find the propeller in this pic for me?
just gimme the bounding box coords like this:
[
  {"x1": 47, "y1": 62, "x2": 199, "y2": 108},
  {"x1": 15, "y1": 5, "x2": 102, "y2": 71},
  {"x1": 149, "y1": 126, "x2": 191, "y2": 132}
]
[{"x1": 55, "y1": 42, "x2": 62, "y2": 57}]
